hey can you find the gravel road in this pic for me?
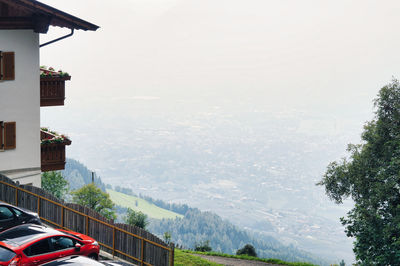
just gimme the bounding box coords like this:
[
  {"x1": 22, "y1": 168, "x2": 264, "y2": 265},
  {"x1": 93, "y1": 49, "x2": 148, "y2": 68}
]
[{"x1": 192, "y1": 254, "x2": 280, "y2": 266}]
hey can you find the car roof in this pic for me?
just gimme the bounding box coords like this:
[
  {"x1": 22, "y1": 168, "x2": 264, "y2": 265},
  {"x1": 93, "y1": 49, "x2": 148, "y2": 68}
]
[
  {"x1": 42, "y1": 256, "x2": 105, "y2": 265},
  {"x1": 0, "y1": 224, "x2": 66, "y2": 247},
  {"x1": 0, "y1": 202, "x2": 34, "y2": 214},
  {"x1": 0, "y1": 202, "x2": 17, "y2": 209}
]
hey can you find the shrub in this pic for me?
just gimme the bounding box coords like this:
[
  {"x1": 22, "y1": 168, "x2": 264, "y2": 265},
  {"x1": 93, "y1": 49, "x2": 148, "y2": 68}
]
[
  {"x1": 236, "y1": 244, "x2": 257, "y2": 257},
  {"x1": 194, "y1": 240, "x2": 212, "y2": 252}
]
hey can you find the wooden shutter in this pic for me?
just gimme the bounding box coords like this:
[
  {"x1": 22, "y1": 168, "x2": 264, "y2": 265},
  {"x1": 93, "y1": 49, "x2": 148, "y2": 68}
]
[
  {"x1": 0, "y1": 122, "x2": 3, "y2": 150},
  {"x1": 1, "y1": 52, "x2": 15, "y2": 80},
  {"x1": 4, "y1": 122, "x2": 16, "y2": 150}
]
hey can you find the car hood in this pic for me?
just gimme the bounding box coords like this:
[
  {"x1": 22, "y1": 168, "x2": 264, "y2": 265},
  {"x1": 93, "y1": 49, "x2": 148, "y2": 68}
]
[
  {"x1": 56, "y1": 229, "x2": 95, "y2": 242},
  {"x1": 22, "y1": 208, "x2": 39, "y2": 218}
]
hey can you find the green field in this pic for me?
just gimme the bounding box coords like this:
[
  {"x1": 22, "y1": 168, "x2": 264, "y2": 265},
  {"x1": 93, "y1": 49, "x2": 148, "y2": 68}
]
[
  {"x1": 175, "y1": 250, "x2": 223, "y2": 266},
  {"x1": 107, "y1": 189, "x2": 183, "y2": 220},
  {"x1": 182, "y1": 250, "x2": 318, "y2": 266}
]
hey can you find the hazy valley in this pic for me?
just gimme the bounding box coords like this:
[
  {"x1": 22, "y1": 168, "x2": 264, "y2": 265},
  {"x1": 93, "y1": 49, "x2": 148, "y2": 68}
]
[{"x1": 44, "y1": 97, "x2": 368, "y2": 263}]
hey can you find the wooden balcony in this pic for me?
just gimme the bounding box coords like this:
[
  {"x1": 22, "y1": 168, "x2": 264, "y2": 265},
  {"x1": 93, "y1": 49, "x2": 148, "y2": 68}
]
[
  {"x1": 40, "y1": 75, "x2": 71, "y2": 107},
  {"x1": 41, "y1": 130, "x2": 71, "y2": 172}
]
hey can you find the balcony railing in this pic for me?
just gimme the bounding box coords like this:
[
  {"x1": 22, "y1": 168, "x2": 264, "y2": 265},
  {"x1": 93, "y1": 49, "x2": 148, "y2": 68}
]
[
  {"x1": 40, "y1": 75, "x2": 71, "y2": 107},
  {"x1": 41, "y1": 130, "x2": 71, "y2": 172}
]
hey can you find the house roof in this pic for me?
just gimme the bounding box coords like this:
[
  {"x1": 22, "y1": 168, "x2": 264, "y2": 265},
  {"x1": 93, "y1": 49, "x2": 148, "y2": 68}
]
[{"x1": 0, "y1": 0, "x2": 99, "y2": 33}]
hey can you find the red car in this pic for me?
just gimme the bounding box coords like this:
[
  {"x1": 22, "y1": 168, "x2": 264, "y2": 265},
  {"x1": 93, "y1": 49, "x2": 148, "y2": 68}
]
[{"x1": 0, "y1": 224, "x2": 99, "y2": 265}]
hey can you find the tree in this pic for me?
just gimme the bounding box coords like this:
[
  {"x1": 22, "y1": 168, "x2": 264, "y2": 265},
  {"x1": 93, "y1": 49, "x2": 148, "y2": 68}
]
[
  {"x1": 41, "y1": 171, "x2": 69, "y2": 199},
  {"x1": 124, "y1": 208, "x2": 149, "y2": 229},
  {"x1": 163, "y1": 231, "x2": 171, "y2": 244},
  {"x1": 318, "y1": 79, "x2": 400, "y2": 264},
  {"x1": 339, "y1": 259, "x2": 345, "y2": 266},
  {"x1": 72, "y1": 183, "x2": 116, "y2": 220},
  {"x1": 236, "y1": 244, "x2": 257, "y2": 257}
]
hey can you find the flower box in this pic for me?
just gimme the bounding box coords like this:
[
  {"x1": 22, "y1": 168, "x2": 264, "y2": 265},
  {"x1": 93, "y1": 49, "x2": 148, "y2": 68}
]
[
  {"x1": 40, "y1": 75, "x2": 71, "y2": 107},
  {"x1": 40, "y1": 129, "x2": 71, "y2": 172}
]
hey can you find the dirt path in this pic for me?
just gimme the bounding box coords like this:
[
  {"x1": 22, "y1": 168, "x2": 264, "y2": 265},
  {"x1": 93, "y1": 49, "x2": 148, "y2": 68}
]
[{"x1": 192, "y1": 254, "x2": 280, "y2": 266}]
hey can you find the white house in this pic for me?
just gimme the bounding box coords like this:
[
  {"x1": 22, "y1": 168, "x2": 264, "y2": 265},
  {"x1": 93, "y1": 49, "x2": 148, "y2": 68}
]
[{"x1": 0, "y1": 0, "x2": 98, "y2": 187}]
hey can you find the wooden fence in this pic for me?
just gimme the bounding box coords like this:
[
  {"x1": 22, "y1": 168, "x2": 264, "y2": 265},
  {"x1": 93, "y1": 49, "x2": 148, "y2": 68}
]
[{"x1": 0, "y1": 174, "x2": 174, "y2": 266}]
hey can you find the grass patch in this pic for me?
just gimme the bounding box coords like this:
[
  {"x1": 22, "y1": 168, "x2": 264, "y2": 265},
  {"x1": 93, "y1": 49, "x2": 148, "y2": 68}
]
[
  {"x1": 175, "y1": 249, "x2": 223, "y2": 266},
  {"x1": 107, "y1": 189, "x2": 183, "y2": 219},
  {"x1": 181, "y1": 250, "x2": 318, "y2": 266}
]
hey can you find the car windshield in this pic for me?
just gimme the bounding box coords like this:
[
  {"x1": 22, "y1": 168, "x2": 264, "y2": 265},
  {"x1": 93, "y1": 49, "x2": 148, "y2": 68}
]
[
  {"x1": 0, "y1": 246, "x2": 16, "y2": 262},
  {"x1": 11, "y1": 208, "x2": 23, "y2": 218},
  {"x1": 60, "y1": 231, "x2": 83, "y2": 240}
]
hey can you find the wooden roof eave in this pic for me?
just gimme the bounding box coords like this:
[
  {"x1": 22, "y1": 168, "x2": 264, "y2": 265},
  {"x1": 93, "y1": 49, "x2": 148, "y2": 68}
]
[{"x1": 0, "y1": 0, "x2": 99, "y2": 33}]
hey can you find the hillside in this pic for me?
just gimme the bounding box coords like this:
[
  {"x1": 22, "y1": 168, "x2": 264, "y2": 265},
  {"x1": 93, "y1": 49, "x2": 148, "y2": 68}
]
[
  {"x1": 107, "y1": 189, "x2": 183, "y2": 219},
  {"x1": 149, "y1": 209, "x2": 326, "y2": 265},
  {"x1": 62, "y1": 158, "x2": 106, "y2": 191},
  {"x1": 62, "y1": 158, "x2": 327, "y2": 265}
]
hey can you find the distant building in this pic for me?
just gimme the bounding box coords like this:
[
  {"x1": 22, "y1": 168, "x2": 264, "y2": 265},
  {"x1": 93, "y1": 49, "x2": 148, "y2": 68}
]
[{"x1": 0, "y1": 0, "x2": 98, "y2": 187}]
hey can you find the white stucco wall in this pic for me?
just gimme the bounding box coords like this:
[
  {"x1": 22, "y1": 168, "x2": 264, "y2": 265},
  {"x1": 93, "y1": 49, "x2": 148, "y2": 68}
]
[{"x1": 0, "y1": 30, "x2": 41, "y2": 187}]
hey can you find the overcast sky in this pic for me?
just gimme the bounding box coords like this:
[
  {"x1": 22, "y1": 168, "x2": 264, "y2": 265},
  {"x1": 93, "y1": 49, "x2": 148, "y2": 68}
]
[
  {"x1": 39, "y1": 0, "x2": 400, "y2": 136},
  {"x1": 37, "y1": 2, "x2": 400, "y2": 259}
]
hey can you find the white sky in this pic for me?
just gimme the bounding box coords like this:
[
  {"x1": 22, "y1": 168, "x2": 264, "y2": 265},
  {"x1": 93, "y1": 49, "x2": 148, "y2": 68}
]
[
  {"x1": 39, "y1": 0, "x2": 400, "y2": 114},
  {"x1": 37, "y1": 0, "x2": 400, "y2": 148}
]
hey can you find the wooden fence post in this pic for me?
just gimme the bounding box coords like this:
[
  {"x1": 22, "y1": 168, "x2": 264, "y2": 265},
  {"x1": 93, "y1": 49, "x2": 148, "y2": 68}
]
[
  {"x1": 141, "y1": 238, "x2": 144, "y2": 266},
  {"x1": 61, "y1": 206, "x2": 64, "y2": 229},
  {"x1": 112, "y1": 227, "x2": 115, "y2": 257},
  {"x1": 37, "y1": 196, "x2": 40, "y2": 216},
  {"x1": 170, "y1": 243, "x2": 174, "y2": 266},
  {"x1": 86, "y1": 216, "x2": 89, "y2": 235}
]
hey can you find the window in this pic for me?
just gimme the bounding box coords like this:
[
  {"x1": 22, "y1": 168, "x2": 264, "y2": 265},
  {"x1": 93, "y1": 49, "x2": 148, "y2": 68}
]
[
  {"x1": 51, "y1": 236, "x2": 76, "y2": 251},
  {"x1": 0, "y1": 246, "x2": 15, "y2": 262},
  {"x1": 23, "y1": 239, "x2": 51, "y2": 257},
  {"x1": 0, "y1": 121, "x2": 16, "y2": 150},
  {"x1": 11, "y1": 208, "x2": 22, "y2": 218},
  {"x1": 0, "y1": 52, "x2": 14, "y2": 81},
  {"x1": 0, "y1": 207, "x2": 13, "y2": 221},
  {"x1": 0, "y1": 122, "x2": 2, "y2": 151}
]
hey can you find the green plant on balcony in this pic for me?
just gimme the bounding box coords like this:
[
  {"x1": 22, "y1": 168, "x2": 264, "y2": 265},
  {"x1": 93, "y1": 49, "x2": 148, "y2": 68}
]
[
  {"x1": 40, "y1": 66, "x2": 70, "y2": 78},
  {"x1": 41, "y1": 127, "x2": 70, "y2": 145}
]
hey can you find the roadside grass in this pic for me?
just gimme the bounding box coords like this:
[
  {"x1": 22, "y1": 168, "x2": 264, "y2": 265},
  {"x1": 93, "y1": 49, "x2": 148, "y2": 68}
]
[
  {"x1": 175, "y1": 249, "x2": 223, "y2": 266},
  {"x1": 182, "y1": 250, "x2": 318, "y2": 266},
  {"x1": 106, "y1": 189, "x2": 183, "y2": 219}
]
